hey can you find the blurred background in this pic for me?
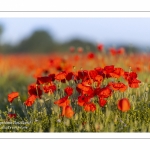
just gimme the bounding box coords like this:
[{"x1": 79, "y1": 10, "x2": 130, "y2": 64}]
[
  {"x1": 0, "y1": 18, "x2": 150, "y2": 53},
  {"x1": 1, "y1": 18, "x2": 150, "y2": 116}
]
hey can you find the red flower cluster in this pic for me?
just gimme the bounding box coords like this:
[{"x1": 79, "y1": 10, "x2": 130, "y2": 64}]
[
  {"x1": 7, "y1": 63, "x2": 141, "y2": 118},
  {"x1": 124, "y1": 72, "x2": 141, "y2": 88}
]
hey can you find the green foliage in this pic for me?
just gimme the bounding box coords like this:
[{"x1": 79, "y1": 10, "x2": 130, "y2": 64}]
[{"x1": 15, "y1": 30, "x2": 55, "y2": 53}]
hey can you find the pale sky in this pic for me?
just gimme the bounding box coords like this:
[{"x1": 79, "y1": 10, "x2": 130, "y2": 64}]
[{"x1": 0, "y1": 18, "x2": 150, "y2": 49}]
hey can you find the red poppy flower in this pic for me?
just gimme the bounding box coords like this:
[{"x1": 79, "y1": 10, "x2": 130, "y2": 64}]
[
  {"x1": 124, "y1": 72, "x2": 141, "y2": 88},
  {"x1": 8, "y1": 113, "x2": 17, "y2": 118},
  {"x1": 63, "y1": 105, "x2": 74, "y2": 118},
  {"x1": 77, "y1": 83, "x2": 95, "y2": 97},
  {"x1": 94, "y1": 67, "x2": 105, "y2": 78},
  {"x1": 109, "y1": 68, "x2": 124, "y2": 78},
  {"x1": 24, "y1": 95, "x2": 37, "y2": 107},
  {"x1": 82, "y1": 79, "x2": 93, "y2": 86},
  {"x1": 108, "y1": 82, "x2": 127, "y2": 92},
  {"x1": 99, "y1": 98, "x2": 107, "y2": 107},
  {"x1": 117, "y1": 47, "x2": 125, "y2": 54},
  {"x1": 36, "y1": 76, "x2": 52, "y2": 85},
  {"x1": 96, "y1": 87, "x2": 112, "y2": 98},
  {"x1": 128, "y1": 78, "x2": 141, "y2": 88},
  {"x1": 109, "y1": 47, "x2": 117, "y2": 56},
  {"x1": 103, "y1": 65, "x2": 114, "y2": 78},
  {"x1": 78, "y1": 70, "x2": 89, "y2": 80},
  {"x1": 94, "y1": 67, "x2": 104, "y2": 74},
  {"x1": 48, "y1": 73, "x2": 55, "y2": 81},
  {"x1": 117, "y1": 98, "x2": 130, "y2": 112},
  {"x1": 43, "y1": 84, "x2": 56, "y2": 93},
  {"x1": 54, "y1": 96, "x2": 70, "y2": 107},
  {"x1": 73, "y1": 72, "x2": 80, "y2": 81},
  {"x1": 123, "y1": 72, "x2": 130, "y2": 80},
  {"x1": 87, "y1": 52, "x2": 95, "y2": 59},
  {"x1": 95, "y1": 75, "x2": 103, "y2": 83},
  {"x1": 66, "y1": 72, "x2": 73, "y2": 81},
  {"x1": 77, "y1": 83, "x2": 91, "y2": 92},
  {"x1": 97, "y1": 44, "x2": 104, "y2": 51},
  {"x1": 55, "y1": 71, "x2": 66, "y2": 80},
  {"x1": 84, "y1": 102, "x2": 96, "y2": 112},
  {"x1": 78, "y1": 95, "x2": 90, "y2": 106},
  {"x1": 8, "y1": 92, "x2": 19, "y2": 103},
  {"x1": 123, "y1": 72, "x2": 137, "y2": 80},
  {"x1": 28, "y1": 83, "x2": 42, "y2": 98},
  {"x1": 129, "y1": 72, "x2": 138, "y2": 79},
  {"x1": 89, "y1": 70, "x2": 98, "y2": 79},
  {"x1": 64, "y1": 86, "x2": 73, "y2": 96}
]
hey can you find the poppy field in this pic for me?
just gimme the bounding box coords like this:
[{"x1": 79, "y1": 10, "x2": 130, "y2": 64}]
[{"x1": 0, "y1": 45, "x2": 150, "y2": 132}]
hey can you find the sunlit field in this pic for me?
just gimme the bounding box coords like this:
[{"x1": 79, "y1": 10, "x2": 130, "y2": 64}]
[{"x1": 0, "y1": 45, "x2": 150, "y2": 132}]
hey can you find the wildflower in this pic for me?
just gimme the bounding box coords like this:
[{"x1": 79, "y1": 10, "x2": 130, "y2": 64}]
[
  {"x1": 103, "y1": 65, "x2": 115, "y2": 78},
  {"x1": 8, "y1": 92, "x2": 19, "y2": 103},
  {"x1": 28, "y1": 83, "x2": 42, "y2": 98},
  {"x1": 117, "y1": 98, "x2": 130, "y2": 112},
  {"x1": 123, "y1": 72, "x2": 137, "y2": 80},
  {"x1": 78, "y1": 70, "x2": 89, "y2": 80},
  {"x1": 82, "y1": 79, "x2": 93, "y2": 86},
  {"x1": 43, "y1": 84, "x2": 56, "y2": 93},
  {"x1": 96, "y1": 87, "x2": 112, "y2": 98},
  {"x1": 54, "y1": 96, "x2": 70, "y2": 107},
  {"x1": 55, "y1": 71, "x2": 66, "y2": 81},
  {"x1": 97, "y1": 44, "x2": 104, "y2": 51},
  {"x1": 117, "y1": 47, "x2": 125, "y2": 54},
  {"x1": 124, "y1": 72, "x2": 141, "y2": 88},
  {"x1": 48, "y1": 74, "x2": 55, "y2": 81},
  {"x1": 63, "y1": 105, "x2": 74, "y2": 118},
  {"x1": 87, "y1": 52, "x2": 95, "y2": 59},
  {"x1": 108, "y1": 82, "x2": 127, "y2": 92},
  {"x1": 89, "y1": 70, "x2": 98, "y2": 79},
  {"x1": 66, "y1": 72, "x2": 73, "y2": 81},
  {"x1": 77, "y1": 83, "x2": 91, "y2": 92},
  {"x1": 78, "y1": 95, "x2": 90, "y2": 106},
  {"x1": 94, "y1": 75, "x2": 103, "y2": 84},
  {"x1": 94, "y1": 67, "x2": 105, "y2": 78},
  {"x1": 128, "y1": 78, "x2": 141, "y2": 88},
  {"x1": 109, "y1": 68, "x2": 124, "y2": 78},
  {"x1": 64, "y1": 86, "x2": 73, "y2": 96},
  {"x1": 36, "y1": 76, "x2": 52, "y2": 85},
  {"x1": 84, "y1": 102, "x2": 96, "y2": 112},
  {"x1": 24, "y1": 95, "x2": 37, "y2": 106},
  {"x1": 99, "y1": 98, "x2": 107, "y2": 107},
  {"x1": 8, "y1": 113, "x2": 17, "y2": 119},
  {"x1": 77, "y1": 83, "x2": 95, "y2": 97},
  {"x1": 109, "y1": 47, "x2": 117, "y2": 56}
]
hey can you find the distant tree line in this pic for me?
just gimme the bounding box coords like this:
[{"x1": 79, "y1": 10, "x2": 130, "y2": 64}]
[{"x1": 0, "y1": 27, "x2": 141, "y2": 54}]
